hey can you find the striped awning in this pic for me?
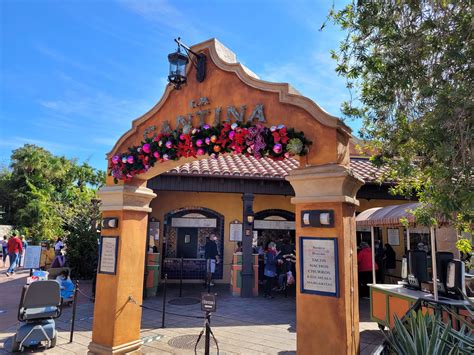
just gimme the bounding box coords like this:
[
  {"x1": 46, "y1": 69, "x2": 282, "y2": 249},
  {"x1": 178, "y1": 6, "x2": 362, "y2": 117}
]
[{"x1": 356, "y1": 202, "x2": 422, "y2": 227}]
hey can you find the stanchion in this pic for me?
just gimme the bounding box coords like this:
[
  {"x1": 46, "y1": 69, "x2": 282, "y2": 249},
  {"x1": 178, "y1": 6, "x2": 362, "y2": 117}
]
[
  {"x1": 205, "y1": 311, "x2": 211, "y2": 355},
  {"x1": 179, "y1": 257, "x2": 183, "y2": 298},
  {"x1": 161, "y1": 274, "x2": 167, "y2": 328},
  {"x1": 69, "y1": 280, "x2": 79, "y2": 343}
]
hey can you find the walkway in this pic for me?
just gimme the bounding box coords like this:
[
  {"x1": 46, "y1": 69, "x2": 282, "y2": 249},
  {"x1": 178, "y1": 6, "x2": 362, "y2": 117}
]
[{"x1": 0, "y1": 270, "x2": 384, "y2": 354}]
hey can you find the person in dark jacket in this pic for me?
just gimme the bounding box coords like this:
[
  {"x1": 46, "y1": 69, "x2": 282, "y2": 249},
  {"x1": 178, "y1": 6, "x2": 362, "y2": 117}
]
[
  {"x1": 384, "y1": 244, "x2": 396, "y2": 272},
  {"x1": 263, "y1": 242, "x2": 278, "y2": 298},
  {"x1": 204, "y1": 234, "x2": 219, "y2": 287}
]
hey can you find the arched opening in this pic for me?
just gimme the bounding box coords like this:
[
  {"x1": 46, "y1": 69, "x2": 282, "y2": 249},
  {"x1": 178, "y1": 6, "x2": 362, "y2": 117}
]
[{"x1": 161, "y1": 207, "x2": 224, "y2": 280}]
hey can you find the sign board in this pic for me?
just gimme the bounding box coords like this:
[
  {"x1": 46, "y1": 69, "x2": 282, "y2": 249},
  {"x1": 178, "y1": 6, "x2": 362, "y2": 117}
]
[
  {"x1": 23, "y1": 246, "x2": 41, "y2": 269},
  {"x1": 388, "y1": 228, "x2": 400, "y2": 246},
  {"x1": 201, "y1": 293, "x2": 216, "y2": 312},
  {"x1": 171, "y1": 217, "x2": 216, "y2": 228},
  {"x1": 300, "y1": 237, "x2": 339, "y2": 297},
  {"x1": 99, "y1": 236, "x2": 119, "y2": 275},
  {"x1": 149, "y1": 221, "x2": 160, "y2": 241},
  {"x1": 253, "y1": 220, "x2": 295, "y2": 230},
  {"x1": 229, "y1": 223, "x2": 242, "y2": 241}
]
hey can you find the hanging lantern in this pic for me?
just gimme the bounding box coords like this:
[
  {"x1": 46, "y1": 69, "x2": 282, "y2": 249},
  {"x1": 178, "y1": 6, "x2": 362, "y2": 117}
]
[{"x1": 168, "y1": 46, "x2": 189, "y2": 89}]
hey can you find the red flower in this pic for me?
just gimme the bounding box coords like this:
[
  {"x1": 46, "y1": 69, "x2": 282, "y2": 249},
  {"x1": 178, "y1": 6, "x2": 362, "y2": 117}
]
[{"x1": 272, "y1": 127, "x2": 289, "y2": 144}]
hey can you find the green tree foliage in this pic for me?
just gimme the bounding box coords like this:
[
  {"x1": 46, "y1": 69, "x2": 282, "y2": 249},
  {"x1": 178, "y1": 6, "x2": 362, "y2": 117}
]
[
  {"x1": 329, "y1": 1, "x2": 473, "y2": 229},
  {"x1": 0, "y1": 144, "x2": 105, "y2": 277}
]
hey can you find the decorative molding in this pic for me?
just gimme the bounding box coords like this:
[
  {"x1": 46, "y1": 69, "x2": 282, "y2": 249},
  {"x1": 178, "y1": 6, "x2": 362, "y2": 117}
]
[
  {"x1": 106, "y1": 38, "x2": 351, "y2": 159},
  {"x1": 286, "y1": 164, "x2": 364, "y2": 206},
  {"x1": 88, "y1": 339, "x2": 141, "y2": 354},
  {"x1": 98, "y1": 185, "x2": 156, "y2": 212}
]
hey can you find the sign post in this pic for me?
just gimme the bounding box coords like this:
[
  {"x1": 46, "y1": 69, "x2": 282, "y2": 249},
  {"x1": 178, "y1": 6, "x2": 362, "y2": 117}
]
[{"x1": 200, "y1": 293, "x2": 217, "y2": 355}]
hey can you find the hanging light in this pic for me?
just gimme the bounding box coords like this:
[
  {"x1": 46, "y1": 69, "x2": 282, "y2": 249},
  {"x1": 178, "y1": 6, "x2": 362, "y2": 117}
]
[
  {"x1": 168, "y1": 44, "x2": 189, "y2": 90},
  {"x1": 167, "y1": 37, "x2": 206, "y2": 90}
]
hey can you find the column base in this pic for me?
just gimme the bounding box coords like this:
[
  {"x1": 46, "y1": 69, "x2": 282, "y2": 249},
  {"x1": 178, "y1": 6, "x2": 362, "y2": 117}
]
[{"x1": 88, "y1": 339, "x2": 141, "y2": 354}]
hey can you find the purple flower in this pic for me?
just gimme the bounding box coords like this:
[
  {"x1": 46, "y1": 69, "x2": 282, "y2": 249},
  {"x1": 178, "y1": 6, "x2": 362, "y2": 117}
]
[
  {"x1": 112, "y1": 155, "x2": 120, "y2": 164},
  {"x1": 127, "y1": 156, "x2": 134, "y2": 164},
  {"x1": 165, "y1": 141, "x2": 173, "y2": 149},
  {"x1": 273, "y1": 144, "x2": 282, "y2": 154},
  {"x1": 205, "y1": 137, "x2": 211, "y2": 145},
  {"x1": 203, "y1": 124, "x2": 210, "y2": 130}
]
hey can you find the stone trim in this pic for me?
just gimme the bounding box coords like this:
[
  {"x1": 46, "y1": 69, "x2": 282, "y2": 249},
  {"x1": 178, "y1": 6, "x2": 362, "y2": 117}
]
[
  {"x1": 98, "y1": 185, "x2": 157, "y2": 213},
  {"x1": 106, "y1": 38, "x2": 351, "y2": 159},
  {"x1": 286, "y1": 164, "x2": 364, "y2": 206},
  {"x1": 88, "y1": 339, "x2": 141, "y2": 354}
]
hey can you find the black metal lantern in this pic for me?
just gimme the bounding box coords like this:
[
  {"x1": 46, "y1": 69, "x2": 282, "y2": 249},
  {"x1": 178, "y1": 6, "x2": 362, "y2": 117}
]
[
  {"x1": 167, "y1": 37, "x2": 206, "y2": 90},
  {"x1": 168, "y1": 46, "x2": 189, "y2": 89}
]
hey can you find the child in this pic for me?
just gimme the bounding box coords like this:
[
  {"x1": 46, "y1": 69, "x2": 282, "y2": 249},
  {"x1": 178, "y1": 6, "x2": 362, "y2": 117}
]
[{"x1": 56, "y1": 270, "x2": 74, "y2": 300}]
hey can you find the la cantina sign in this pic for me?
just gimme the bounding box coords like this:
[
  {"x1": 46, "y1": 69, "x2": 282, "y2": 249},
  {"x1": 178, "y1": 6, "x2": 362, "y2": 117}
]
[{"x1": 109, "y1": 96, "x2": 311, "y2": 182}]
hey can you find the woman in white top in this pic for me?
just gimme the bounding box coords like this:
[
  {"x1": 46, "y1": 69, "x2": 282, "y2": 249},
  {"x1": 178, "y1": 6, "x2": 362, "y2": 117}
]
[{"x1": 54, "y1": 237, "x2": 64, "y2": 256}]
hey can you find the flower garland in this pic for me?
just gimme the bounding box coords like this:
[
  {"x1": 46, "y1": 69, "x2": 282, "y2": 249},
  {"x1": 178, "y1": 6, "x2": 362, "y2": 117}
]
[{"x1": 109, "y1": 122, "x2": 311, "y2": 183}]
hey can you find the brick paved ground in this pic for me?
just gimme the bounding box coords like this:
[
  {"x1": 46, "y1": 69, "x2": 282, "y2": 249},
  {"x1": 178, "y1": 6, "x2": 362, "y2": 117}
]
[{"x1": 0, "y1": 266, "x2": 384, "y2": 354}]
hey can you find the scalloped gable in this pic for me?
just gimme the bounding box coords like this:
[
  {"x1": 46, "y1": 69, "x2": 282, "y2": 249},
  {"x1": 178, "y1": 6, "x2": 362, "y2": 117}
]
[{"x1": 107, "y1": 38, "x2": 351, "y2": 168}]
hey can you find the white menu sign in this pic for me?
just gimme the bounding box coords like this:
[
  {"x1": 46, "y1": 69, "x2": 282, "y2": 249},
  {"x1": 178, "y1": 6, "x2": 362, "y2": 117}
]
[
  {"x1": 229, "y1": 223, "x2": 242, "y2": 241},
  {"x1": 99, "y1": 236, "x2": 118, "y2": 274},
  {"x1": 23, "y1": 246, "x2": 42, "y2": 269},
  {"x1": 301, "y1": 237, "x2": 338, "y2": 296}
]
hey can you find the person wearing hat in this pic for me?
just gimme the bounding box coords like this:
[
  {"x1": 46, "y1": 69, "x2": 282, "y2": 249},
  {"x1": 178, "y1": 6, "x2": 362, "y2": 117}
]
[
  {"x1": 357, "y1": 241, "x2": 378, "y2": 298},
  {"x1": 6, "y1": 230, "x2": 23, "y2": 277}
]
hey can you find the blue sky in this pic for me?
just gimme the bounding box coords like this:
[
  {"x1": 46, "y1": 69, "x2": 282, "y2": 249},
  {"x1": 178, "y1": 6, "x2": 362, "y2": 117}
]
[{"x1": 0, "y1": 0, "x2": 357, "y2": 171}]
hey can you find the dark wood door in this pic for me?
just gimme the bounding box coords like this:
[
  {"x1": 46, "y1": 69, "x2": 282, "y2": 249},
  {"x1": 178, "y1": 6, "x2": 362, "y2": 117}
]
[{"x1": 177, "y1": 228, "x2": 198, "y2": 258}]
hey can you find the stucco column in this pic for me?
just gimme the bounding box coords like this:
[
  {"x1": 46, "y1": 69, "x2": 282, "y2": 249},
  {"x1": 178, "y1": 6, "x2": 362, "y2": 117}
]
[
  {"x1": 88, "y1": 182, "x2": 156, "y2": 355},
  {"x1": 286, "y1": 164, "x2": 364, "y2": 355}
]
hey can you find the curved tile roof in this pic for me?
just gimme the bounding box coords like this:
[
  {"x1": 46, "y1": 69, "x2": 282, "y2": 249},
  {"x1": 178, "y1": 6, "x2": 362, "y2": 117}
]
[{"x1": 165, "y1": 155, "x2": 388, "y2": 183}]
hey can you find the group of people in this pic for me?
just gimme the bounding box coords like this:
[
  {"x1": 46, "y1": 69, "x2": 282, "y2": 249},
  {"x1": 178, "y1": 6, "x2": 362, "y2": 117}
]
[
  {"x1": 262, "y1": 241, "x2": 296, "y2": 299},
  {"x1": 357, "y1": 240, "x2": 396, "y2": 298},
  {"x1": 1, "y1": 231, "x2": 27, "y2": 276}
]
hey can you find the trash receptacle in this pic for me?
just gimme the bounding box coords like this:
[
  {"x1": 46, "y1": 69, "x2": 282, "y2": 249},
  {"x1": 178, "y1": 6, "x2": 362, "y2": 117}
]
[{"x1": 146, "y1": 253, "x2": 160, "y2": 297}]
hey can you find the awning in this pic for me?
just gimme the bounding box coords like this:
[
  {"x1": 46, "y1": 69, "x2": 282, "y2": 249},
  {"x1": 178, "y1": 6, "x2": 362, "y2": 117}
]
[{"x1": 356, "y1": 202, "x2": 423, "y2": 228}]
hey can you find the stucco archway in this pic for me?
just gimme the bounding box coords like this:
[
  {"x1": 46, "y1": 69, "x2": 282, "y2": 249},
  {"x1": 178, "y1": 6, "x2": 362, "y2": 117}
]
[{"x1": 89, "y1": 39, "x2": 363, "y2": 355}]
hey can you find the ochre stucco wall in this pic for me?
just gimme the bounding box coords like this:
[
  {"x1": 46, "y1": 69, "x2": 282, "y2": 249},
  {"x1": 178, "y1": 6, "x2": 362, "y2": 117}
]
[{"x1": 149, "y1": 191, "x2": 295, "y2": 283}]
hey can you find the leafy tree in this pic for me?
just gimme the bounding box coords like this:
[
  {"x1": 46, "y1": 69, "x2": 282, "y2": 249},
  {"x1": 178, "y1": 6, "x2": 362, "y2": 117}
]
[
  {"x1": 2, "y1": 144, "x2": 105, "y2": 277},
  {"x1": 328, "y1": 1, "x2": 473, "y2": 230}
]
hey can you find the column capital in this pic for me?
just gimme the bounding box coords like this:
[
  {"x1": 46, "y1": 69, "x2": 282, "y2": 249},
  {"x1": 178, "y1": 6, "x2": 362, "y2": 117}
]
[
  {"x1": 286, "y1": 164, "x2": 364, "y2": 206},
  {"x1": 98, "y1": 185, "x2": 157, "y2": 213}
]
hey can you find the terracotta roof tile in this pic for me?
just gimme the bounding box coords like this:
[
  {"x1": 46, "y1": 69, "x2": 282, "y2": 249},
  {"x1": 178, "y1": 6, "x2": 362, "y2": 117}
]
[{"x1": 165, "y1": 154, "x2": 387, "y2": 183}]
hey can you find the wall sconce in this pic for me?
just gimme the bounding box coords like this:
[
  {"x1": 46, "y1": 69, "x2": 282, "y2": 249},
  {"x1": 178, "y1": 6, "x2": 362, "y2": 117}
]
[
  {"x1": 301, "y1": 210, "x2": 334, "y2": 228},
  {"x1": 101, "y1": 217, "x2": 119, "y2": 229},
  {"x1": 246, "y1": 214, "x2": 255, "y2": 224},
  {"x1": 168, "y1": 37, "x2": 206, "y2": 89}
]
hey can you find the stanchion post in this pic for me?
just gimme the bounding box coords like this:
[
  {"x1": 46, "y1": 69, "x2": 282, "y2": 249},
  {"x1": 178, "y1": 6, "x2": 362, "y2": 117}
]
[
  {"x1": 161, "y1": 274, "x2": 167, "y2": 328},
  {"x1": 69, "y1": 280, "x2": 79, "y2": 343},
  {"x1": 205, "y1": 311, "x2": 210, "y2": 355},
  {"x1": 179, "y1": 257, "x2": 183, "y2": 298}
]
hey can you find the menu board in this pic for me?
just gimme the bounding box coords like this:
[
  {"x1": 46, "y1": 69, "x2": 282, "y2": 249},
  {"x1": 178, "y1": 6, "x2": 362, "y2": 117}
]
[
  {"x1": 99, "y1": 236, "x2": 119, "y2": 275},
  {"x1": 387, "y1": 228, "x2": 400, "y2": 246},
  {"x1": 23, "y1": 246, "x2": 42, "y2": 269},
  {"x1": 229, "y1": 223, "x2": 242, "y2": 241},
  {"x1": 300, "y1": 237, "x2": 339, "y2": 297}
]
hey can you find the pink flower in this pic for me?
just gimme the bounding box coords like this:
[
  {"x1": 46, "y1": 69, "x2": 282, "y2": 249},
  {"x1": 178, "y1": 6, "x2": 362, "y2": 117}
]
[
  {"x1": 142, "y1": 144, "x2": 151, "y2": 153},
  {"x1": 273, "y1": 144, "x2": 282, "y2": 154},
  {"x1": 196, "y1": 139, "x2": 203, "y2": 147},
  {"x1": 205, "y1": 137, "x2": 211, "y2": 145},
  {"x1": 179, "y1": 134, "x2": 186, "y2": 140},
  {"x1": 284, "y1": 152, "x2": 291, "y2": 158},
  {"x1": 127, "y1": 156, "x2": 134, "y2": 164},
  {"x1": 229, "y1": 131, "x2": 235, "y2": 140},
  {"x1": 165, "y1": 141, "x2": 173, "y2": 149},
  {"x1": 153, "y1": 151, "x2": 159, "y2": 158},
  {"x1": 112, "y1": 155, "x2": 120, "y2": 164},
  {"x1": 197, "y1": 148, "x2": 205, "y2": 155},
  {"x1": 162, "y1": 154, "x2": 169, "y2": 161}
]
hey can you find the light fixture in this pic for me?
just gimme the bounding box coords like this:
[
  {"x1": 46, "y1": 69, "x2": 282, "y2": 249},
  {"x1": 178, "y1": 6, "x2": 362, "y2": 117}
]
[
  {"x1": 168, "y1": 37, "x2": 206, "y2": 89},
  {"x1": 102, "y1": 217, "x2": 119, "y2": 229},
  {"x1": 246, "y1": 213, "x2": 254, "y2": 224},
  {"x1": 301, "y1": 210, "x2": 334, "y2": 228}
]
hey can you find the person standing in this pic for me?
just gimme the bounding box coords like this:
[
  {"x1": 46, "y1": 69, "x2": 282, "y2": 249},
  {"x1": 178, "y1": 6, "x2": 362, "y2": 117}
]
[
  {"x1": 1, "y1": 236, "x2": 8, "y2": 267},
  {"x1": 54, "y1": 237, "x2": 64, "y2": 256},
  {"x1": 357, "y1": 241, "x2": 378, "y2": 298},
  {"x1": 204, "y1": 234, "x2": 220, "y2": 287},
  {"x1": 263, "y1": 242, "x2": 278, "y2": 298},
  {"x1": 6, "y1": 231, "x2": 23, "y2": 277},
  {"x1": 17, "y1": 235, "x2": 28, "y2": 267}
]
